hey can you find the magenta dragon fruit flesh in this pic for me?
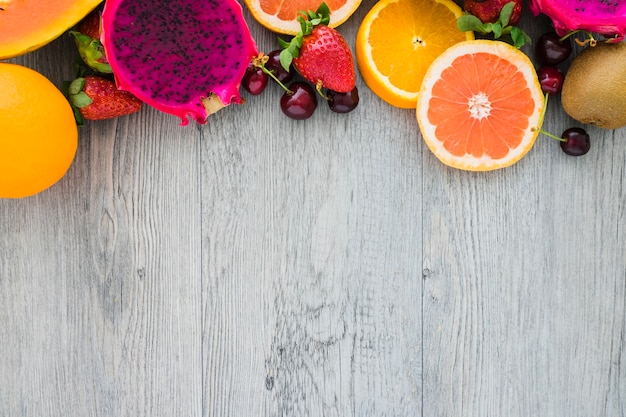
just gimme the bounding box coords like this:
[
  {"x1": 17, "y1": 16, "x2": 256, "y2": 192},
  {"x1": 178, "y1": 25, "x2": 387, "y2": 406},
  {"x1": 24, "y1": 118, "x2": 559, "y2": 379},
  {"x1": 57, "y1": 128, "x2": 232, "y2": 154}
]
[
  {"x1": 101, "y1": 0, "x2": 258, "y2": 125},
  {"x1": 529, "y1": 0, "x2": 626, "y2": 41}
]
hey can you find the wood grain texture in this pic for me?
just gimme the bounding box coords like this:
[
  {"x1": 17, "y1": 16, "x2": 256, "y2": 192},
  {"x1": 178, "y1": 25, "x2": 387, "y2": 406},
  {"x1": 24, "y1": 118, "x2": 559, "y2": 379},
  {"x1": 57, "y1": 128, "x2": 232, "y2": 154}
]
[
  {"x1": 1, "y1": 35, "x2": 202, "y2": 417},
  {"x1": 421, "y1": 12, "x2": 626, "y2": 417},
  {"x1": 1, "y1": 2, "x2": 625, "y2": 417}
]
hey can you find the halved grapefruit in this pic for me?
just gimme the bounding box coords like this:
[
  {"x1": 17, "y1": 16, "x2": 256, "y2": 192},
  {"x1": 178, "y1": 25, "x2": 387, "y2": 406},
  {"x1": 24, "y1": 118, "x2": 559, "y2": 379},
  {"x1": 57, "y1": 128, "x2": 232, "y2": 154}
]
[{"x1": 416, "y1": 40, "x2": 545, "y2": 171}]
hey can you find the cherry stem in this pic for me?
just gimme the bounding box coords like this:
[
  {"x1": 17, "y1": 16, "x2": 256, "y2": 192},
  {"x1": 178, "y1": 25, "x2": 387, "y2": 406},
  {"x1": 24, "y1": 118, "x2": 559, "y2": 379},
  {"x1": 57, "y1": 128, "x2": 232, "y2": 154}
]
[
  {"x1": 535, "y1": 92, "x2": 566, "y2": 142},
  {"x1": 559, "y1": 30, "x2": 597, "y2": 47},
  {"x1": 252, "y1": 53, "x2": 293, "y2": 94},
  {"x1": 540, "y1": 129, "x2": 566, "y2": 142},
  {"x1": 315, "y1": 80, "x2": 330, "y2": 100}
]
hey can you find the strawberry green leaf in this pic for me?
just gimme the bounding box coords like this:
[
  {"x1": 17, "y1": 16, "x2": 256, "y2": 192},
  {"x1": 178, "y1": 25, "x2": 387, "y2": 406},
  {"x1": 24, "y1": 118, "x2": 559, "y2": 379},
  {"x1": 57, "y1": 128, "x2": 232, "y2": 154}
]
[
  {"x1": 278, "y1": 50, "x2": 291, "y2": 71},
  {"x1": 510, "y1": 26, "x2": 531, "y2": 48},
  {"x1": 69, "y1": 91, "x2": 93, "y2": 109},
  {"x1": 69, "y1": 31, "x2": 112, "y2": 74},
  {"x1": 62, "y1": 79, "x2": 87, "y2": 126},
  {"x1": 66, "y1": 78, "x2": 93, "y2": 109},
  {"x1": 314, "y1": 2, "x2": 330, "y2": 24},
  {"x1": 277, "y1": 37, "x2": 290, "y2": 50},
  {"x1": 68, "y1": 77, "x2": 86, "y2": 96},
  {"x1": 457, "y1": 14, "x2": 484, "y2": 33},
  {"x1": 491, "y1": 23, "x2": 503, "y2": 39},
  {"x1": 456, "y1": 1, "x2": 530, "y2": 49},
  {"x1": 499, "y1": 2, "x2": 514, "y2": 27}
]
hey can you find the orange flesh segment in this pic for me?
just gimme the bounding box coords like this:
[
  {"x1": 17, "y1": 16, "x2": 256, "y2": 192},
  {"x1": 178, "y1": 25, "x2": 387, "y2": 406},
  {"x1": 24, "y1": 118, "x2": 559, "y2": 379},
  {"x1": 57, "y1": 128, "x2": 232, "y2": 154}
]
[
  {"x1": 427, "y1": 52, "x2": 536, "y2": 159},
  {"x1": 259, "y1": 0, "x2": 347, "y2": 20}
]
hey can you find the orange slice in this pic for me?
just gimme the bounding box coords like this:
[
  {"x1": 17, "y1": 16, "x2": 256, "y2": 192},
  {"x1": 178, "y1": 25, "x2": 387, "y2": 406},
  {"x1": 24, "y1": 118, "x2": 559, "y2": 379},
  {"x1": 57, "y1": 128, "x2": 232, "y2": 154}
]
[
  {"x1": 416, "y1": 40, "x2": 545, "y2": 171},
  {"x1": 244, "y1": 0, "x2": 362, "y2": 35},
  {"x1": 355, "y1": 0, "x2": 472, "y2": 109}
]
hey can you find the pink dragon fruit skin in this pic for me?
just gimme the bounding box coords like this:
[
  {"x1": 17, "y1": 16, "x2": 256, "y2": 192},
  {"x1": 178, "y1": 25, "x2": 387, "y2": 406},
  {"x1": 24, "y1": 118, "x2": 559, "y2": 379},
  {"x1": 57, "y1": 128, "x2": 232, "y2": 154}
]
[
  {"x1": 101, "y1": 0, "x2": 258, "y2": 125},
  {"x1": 529, "y1": 0, "x2": 626, "y2": 41}
]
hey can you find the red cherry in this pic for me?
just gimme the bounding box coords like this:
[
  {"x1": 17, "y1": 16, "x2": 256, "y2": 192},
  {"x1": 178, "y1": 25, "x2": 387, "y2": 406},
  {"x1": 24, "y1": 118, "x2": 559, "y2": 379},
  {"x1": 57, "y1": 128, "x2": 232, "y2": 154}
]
[
  {"x1": 560, "y1": 127, "x2": 590, "y2": 156},
  {"x1": 327, "y1": 87, "x2": 359, "y2": 113},
  {"x1": 535, "y1": 32, "x2": 572, "y2": 65},
  {"x1": 280, "y1": 82, "x2": 317, "y2": 120},
  {"x1": 266, "y1": 50, "x2": 295, "y2": 83},
  {"x1": 537, "y1": 66, "x2": 564, "y2": 96},
  {"x1": 242, "y1": 64, "x2": 268, "y2": 96}
]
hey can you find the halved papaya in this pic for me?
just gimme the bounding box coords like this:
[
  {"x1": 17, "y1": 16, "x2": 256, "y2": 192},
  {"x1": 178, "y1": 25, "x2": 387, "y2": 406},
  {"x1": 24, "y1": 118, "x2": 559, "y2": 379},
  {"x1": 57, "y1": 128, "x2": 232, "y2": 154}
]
[{"x1": 0, "y1": 0, "x2": 103, "y2": 60}]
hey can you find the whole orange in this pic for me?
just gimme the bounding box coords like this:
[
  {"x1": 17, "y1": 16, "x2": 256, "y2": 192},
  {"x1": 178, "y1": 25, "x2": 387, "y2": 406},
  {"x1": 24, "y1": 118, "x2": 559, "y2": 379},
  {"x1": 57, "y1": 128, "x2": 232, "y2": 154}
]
[{"x1": 0, "y1": 63, "x2": 78, "y2": 198}]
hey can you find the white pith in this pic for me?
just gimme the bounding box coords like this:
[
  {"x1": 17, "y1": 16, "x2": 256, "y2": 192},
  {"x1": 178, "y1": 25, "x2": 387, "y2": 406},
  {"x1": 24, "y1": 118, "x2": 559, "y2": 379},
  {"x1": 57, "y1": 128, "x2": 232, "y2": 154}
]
[
  {"x1": 467, "y1": 92, "x2": 491, "y2": 120},
  {"x1": 413, "y1": 36, "x2": 425, "y2": 49}
]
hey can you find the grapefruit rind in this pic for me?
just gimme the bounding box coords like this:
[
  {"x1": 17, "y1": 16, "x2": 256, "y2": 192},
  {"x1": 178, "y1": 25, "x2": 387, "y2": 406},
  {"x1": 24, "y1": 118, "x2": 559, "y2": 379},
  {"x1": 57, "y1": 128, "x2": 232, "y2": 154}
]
[
  {"x1": 416, "y1": 40, "x2": 545, "y2": 171},
  {"x1": 355, "y1": 0, "x2": 473, "y2": 109},
  {"x1": 244, "y1": 0, "x2": 362, "y2": 35}
]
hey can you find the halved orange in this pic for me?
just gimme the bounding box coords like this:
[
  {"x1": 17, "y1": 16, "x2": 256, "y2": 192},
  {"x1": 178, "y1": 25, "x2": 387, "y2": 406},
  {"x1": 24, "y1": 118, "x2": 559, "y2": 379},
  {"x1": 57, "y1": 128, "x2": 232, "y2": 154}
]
[
  {"x1": 416, "y1": 40, "x2": 545, "y2": 171},
  {"x1": 244, "y1": 0, "x2": 362, "y2": 35},
  {"x1": 356, "y1": 0, "x2": 472, "y2": 109}
]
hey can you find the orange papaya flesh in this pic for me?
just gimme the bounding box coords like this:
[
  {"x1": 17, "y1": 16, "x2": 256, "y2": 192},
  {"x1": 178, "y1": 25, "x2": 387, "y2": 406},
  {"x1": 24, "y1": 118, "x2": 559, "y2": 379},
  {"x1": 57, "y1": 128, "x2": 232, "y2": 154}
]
[{"x1": 0, "y1": 0, "x2": 103, "y2": 60}]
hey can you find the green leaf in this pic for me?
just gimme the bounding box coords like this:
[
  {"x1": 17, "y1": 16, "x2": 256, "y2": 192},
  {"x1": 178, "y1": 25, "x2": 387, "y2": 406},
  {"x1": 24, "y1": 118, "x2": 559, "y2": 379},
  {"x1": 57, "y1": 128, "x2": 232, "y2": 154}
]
[
  {"x1": 510, "y1": 26, "x2": 531, "y2": 48},
  {"x1": 315, "y1": 2, "x2": 331, "y2": 24},
  {"x1": 68, "y1": 78, "x2": 85, "y2": 96},
  {"x1": 69, "y1": 31, "x2": 92, "y2": 48},
  {"x1": 69, "y1": 91, "x2": 93, "y2": 109},
  {"x1": 491, "y1": 23, "x2": 503, "y2": 39},
  {"x1": 73, "y1": 107, "x2": 85, "y2": 126},
  {"x1": 456, "y1": 14, "x2": 484, "y2": 33},
  {"x1": 277, "y1": 37, "x2": 290, "y2": 49},
  {"x1": 69, "y1": 30, "x2": 112, "y2": 74},
  {"x1": 279, "y1": 49, "x2": 293, "y2": 71},
  {"x1": 499, "y1": 2, "x2": 514, "y2": 27}
]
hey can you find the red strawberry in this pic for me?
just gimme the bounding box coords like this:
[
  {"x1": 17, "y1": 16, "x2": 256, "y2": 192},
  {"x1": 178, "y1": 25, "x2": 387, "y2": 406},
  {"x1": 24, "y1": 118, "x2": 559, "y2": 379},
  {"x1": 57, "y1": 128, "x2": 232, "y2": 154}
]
[
  {"x1": 464, "y1": 0, "x2": 523, "y2": 26},
  {"x1": 69, "y1": 9, "x2": 111, "y2": 74},
  {"x1": 279, "y1": 3, "x2": 356, "y2": 93},
  {"x1": 293, "y1": 26, "x2": 356, "y2": 93},
  {"x1": 76, "y1": 9, "x2": 102, "y2": 40},
  {"x1": 67, "y1": 76, "x2": 143, "y2": 123}
]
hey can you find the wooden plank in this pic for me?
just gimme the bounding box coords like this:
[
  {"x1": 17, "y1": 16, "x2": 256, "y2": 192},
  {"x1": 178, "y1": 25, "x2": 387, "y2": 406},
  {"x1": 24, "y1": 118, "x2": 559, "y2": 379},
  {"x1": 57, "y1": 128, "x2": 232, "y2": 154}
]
[
  {"x1": 421, "y1": 15, "x2": 626, "y2": 417},
  {"x1": 199, "y1": 115, "x2": 425, "y2": 416},
  {"x1": 199, "y1": 8, "x2": 424, "y2": 415},
  {"x1": 0, "y1": 35, "x2": 202, "y2": 417},
  {"x1": 0, "y1": 2, "x2": 625, "y2": 417}
]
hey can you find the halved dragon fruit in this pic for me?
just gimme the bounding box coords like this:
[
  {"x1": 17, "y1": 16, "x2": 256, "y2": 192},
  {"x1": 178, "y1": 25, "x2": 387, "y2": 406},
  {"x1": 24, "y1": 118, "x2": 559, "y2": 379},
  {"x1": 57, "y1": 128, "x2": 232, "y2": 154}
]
[
  {"x1": 529, "y1": 0, "x2": 626, "y2": 41},
  {"x1": 101, "y1": 0, "x2": 258, "y2": 125}
]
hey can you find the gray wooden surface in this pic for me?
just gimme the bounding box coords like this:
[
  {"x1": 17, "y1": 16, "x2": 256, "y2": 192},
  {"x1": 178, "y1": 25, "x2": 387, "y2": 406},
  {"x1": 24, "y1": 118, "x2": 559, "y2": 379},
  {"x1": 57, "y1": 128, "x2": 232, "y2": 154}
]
[{"x1": 2, "y1": 2, "x2": 625, "y2": 416}]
